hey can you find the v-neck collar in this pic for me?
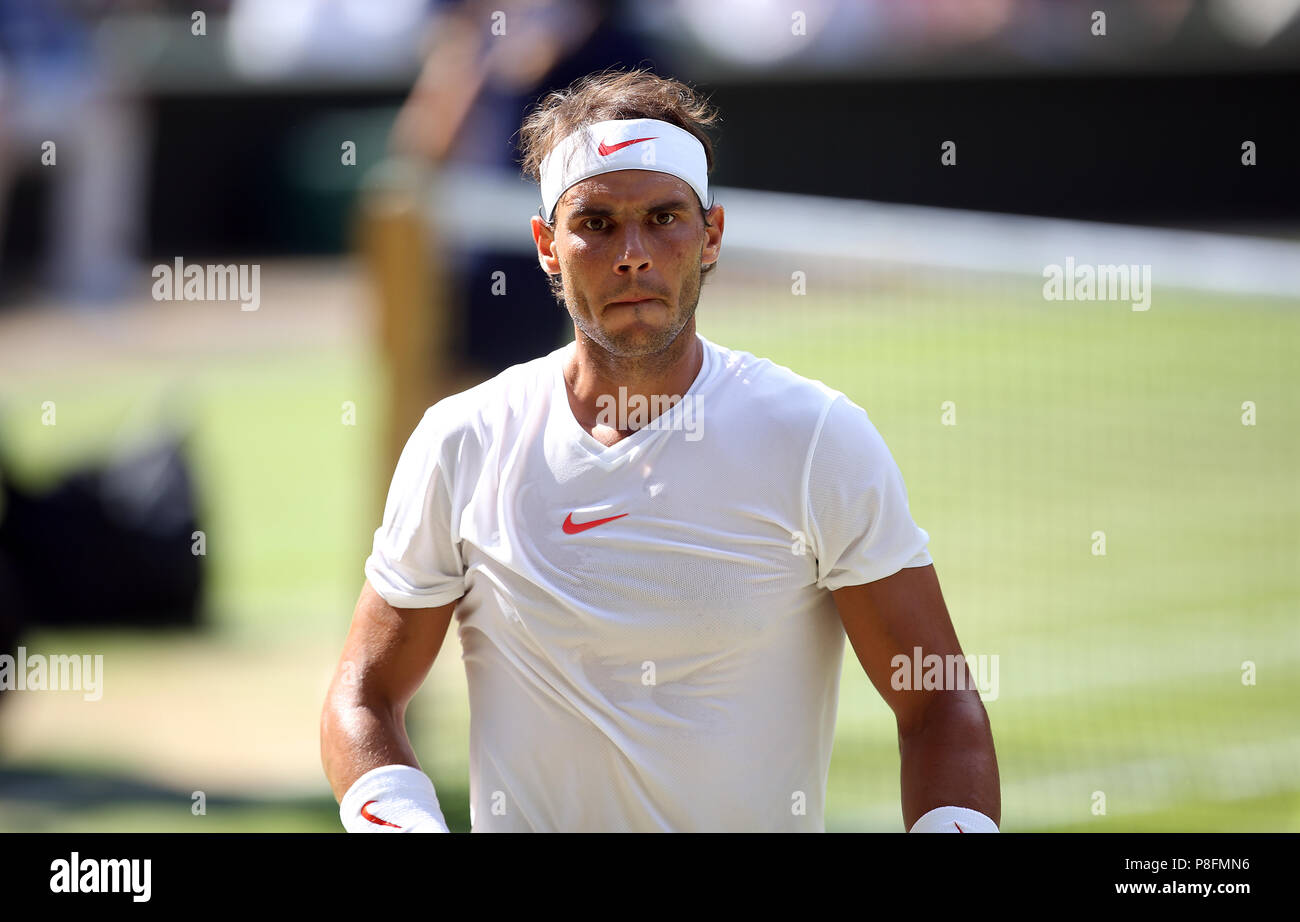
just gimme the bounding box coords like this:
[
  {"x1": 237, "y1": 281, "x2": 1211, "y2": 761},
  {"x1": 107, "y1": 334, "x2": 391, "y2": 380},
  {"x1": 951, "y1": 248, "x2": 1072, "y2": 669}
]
[{"x1": 551, "y1": 334, "x2": 715, "y2": 468}]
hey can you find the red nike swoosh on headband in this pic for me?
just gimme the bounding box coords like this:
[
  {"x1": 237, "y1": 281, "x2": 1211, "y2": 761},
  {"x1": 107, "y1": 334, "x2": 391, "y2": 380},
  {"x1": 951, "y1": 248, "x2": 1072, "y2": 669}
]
[
  {"x1": 562, "y1": 512, "x2": 628, "y2": 534},
  {"x1": 597, "y1": 137, "x2": 657, "y2": 156},
  {"x1": 361, "y1": 800, "x2": 402, "y2": 828}
]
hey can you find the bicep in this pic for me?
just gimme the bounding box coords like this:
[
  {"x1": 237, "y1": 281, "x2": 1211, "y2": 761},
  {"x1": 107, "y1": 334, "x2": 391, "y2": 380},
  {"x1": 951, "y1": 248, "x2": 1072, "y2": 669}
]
[
  {"x1": 336, "y1": 580, "x2": 458, "y2": 711},
  {"x1": 831, "y1": 564, "x2": 966, "y2": 733}
]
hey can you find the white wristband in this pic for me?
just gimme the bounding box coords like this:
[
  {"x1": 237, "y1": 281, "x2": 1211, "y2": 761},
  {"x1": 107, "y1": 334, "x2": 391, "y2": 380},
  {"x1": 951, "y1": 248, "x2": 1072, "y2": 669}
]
[
  {"x1": 339, "y1": 764, "x2": 450, "y2": 833},
  {"x1": 909, "y1": 805, "x2": 999, "y2": 833}
]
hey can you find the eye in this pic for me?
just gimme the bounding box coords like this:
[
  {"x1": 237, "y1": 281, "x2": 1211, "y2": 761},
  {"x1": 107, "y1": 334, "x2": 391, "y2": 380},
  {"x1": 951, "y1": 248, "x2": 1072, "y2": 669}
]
[
  {"x1": 654, "y1": 212, "x2": 676, "y2": 225},
  {"x1": 583, "y1": 217, "x2": 609, "y2": 231}
]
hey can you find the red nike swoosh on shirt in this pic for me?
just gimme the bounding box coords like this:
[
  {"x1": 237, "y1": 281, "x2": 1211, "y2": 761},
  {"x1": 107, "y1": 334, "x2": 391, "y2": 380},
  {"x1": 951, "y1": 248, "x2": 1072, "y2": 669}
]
[
  {"x1": 361, "y1": 800, "x2": 402, "y2": 828},
  {"x1": 597, "y1": 137, "x2": 657, "y2": 156},
  {"x1": 562, "y1": 512, "x2": 628, "y2": 534}
]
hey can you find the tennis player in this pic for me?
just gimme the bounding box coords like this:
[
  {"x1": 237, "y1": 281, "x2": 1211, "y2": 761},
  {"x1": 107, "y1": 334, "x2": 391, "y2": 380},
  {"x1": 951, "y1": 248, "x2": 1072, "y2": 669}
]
[{"x1": 321, "y1": 68, "x2": 1000, "y2": 833}]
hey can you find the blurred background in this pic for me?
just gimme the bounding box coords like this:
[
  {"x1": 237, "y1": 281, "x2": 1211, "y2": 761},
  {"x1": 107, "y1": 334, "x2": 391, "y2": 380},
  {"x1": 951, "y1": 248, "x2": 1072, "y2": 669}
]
[{"x1": 0, "y1": 0, "x2": 1296, "y2": 832}]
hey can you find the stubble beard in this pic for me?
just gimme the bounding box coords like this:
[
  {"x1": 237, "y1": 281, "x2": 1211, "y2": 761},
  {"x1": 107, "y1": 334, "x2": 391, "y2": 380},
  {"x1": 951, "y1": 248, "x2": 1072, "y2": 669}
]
[{"x1": 553, "y1": 252, "x2": 704, "y2": 371}]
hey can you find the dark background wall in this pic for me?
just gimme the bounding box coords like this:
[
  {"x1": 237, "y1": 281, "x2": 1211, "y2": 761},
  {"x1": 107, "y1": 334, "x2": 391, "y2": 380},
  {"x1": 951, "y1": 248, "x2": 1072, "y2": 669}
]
[
  {"x1": 706, "y1": 71, "x2": 1299, "y2": 228},
  {"x1": 3, "y1": 69, "x2": 1296, "y2": 280}
]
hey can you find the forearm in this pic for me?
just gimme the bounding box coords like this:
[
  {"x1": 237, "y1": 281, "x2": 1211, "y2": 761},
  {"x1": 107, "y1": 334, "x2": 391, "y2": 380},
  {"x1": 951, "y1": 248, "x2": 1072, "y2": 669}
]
[
  {"x1": 321, "y1": 685, "x2": 421, "y2": 802},
  {"x1": 898, "y1": 691, "x2": 1000, "y2": 829},
  {"x1": 391, "y1": 11, "x2": 487, "y2": 161}
]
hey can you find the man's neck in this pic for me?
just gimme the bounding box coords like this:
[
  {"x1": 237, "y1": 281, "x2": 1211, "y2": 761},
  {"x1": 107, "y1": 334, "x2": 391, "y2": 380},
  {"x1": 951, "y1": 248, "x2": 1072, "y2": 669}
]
[{"x1": 563, "y1": 320, "x2": 704, "y2": 446}]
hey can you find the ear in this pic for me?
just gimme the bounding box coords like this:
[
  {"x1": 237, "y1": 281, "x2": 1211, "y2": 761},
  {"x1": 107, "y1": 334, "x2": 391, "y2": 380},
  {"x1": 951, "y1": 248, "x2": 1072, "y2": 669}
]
[
  {"x1": 701, "y1": 204, "x2": 724, "y2": 267},
  {"x1": 531, "y1": 215, "x2": 561, "y2": 276}
]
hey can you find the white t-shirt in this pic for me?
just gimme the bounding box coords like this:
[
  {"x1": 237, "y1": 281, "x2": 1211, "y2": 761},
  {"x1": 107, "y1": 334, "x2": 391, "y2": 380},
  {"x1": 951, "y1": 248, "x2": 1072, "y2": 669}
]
[{"x1": 365, "y1": 333, "x2": 932, "y2": 831}]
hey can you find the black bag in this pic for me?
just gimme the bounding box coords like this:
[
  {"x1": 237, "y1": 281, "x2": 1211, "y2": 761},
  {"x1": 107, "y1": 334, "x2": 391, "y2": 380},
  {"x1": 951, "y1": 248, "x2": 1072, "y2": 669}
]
[{"x1": 0, "y1": 433, "x2": 205, "y2": 631}]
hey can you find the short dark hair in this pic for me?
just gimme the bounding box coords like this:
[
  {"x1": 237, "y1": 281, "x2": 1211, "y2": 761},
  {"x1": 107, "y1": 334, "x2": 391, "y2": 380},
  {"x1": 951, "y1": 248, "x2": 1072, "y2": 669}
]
[
  {"x1": 518, "y1": 67, "x2": 721, "y2": 297},
  {"x1": 518, "y1": 67, "x2": 719, "y2": 187}
]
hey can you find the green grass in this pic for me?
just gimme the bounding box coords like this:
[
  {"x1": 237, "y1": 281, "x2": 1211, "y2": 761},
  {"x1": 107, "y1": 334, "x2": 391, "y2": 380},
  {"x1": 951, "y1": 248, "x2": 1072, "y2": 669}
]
[
  {"x1": 699, "y1": 276, "x2": 1300, "y2": 832},
  {"x1": 1, "y1": 274, "x2": 1296, "y2": 831}
]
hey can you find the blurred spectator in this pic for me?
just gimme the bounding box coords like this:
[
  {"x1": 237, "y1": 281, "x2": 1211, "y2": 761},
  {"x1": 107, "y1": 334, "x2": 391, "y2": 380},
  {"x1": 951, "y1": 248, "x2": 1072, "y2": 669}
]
[
  {"x1": 390, "y1": 0, "x2": 660, "y2": 372},
  {"x1": 225, "y1": 0, "x2": 427, "y2": 82},
  {"x1": 0, "y1": 0, "x2": 150, "y2": 303}
]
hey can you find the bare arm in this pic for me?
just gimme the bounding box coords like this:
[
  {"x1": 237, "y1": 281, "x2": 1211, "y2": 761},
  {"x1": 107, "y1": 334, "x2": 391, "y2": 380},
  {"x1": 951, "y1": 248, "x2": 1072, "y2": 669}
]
[
  {"x1": 320, "y1": 580, "x2": 458, "y2": 801},
  {"x1": 831, "y1": 564, "x2": 1000, "y2": 829},
  {"x1": 390, "y1": 0, "x2": 598, "y2": 162}
]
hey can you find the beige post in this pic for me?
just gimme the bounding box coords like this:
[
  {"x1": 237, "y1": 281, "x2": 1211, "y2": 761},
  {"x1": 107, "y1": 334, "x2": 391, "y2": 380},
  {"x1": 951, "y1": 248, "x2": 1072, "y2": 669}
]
[{"x1": 356, "y1": 161, "x2": 446, "y2": 519}]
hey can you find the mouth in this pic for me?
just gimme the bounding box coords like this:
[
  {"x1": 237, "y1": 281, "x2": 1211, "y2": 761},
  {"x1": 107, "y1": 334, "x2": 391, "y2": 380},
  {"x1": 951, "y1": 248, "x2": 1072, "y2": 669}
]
[{"x1": 605, "y1": 297, "x2": 662, "y2": 308}]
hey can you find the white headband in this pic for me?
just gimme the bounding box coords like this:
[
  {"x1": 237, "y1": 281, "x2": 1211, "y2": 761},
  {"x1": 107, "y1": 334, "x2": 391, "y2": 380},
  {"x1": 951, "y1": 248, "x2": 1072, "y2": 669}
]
[{"x1": 539, "y1": 118, "x2": 709, "y2": 223}]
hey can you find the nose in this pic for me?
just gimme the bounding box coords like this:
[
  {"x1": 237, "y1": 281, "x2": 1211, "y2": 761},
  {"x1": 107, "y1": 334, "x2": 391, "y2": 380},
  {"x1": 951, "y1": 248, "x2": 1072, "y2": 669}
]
[{"x1": 614, "y1": 223, "x2": 652, "y2": 275}]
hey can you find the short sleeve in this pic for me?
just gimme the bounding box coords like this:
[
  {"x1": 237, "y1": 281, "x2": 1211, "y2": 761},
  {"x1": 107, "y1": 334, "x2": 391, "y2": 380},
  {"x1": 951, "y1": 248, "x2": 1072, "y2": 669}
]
[
  {"x1": 364, "y1": 406, "x2": 467, "y2": 609},
  {"x1": 806, "y1": 395, "x2": 932, "y2": 591}
]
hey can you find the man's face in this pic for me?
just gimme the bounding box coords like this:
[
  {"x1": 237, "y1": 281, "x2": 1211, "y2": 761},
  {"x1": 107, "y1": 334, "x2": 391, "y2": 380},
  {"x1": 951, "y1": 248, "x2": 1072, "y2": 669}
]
[{"x1": 532, "y1": 170, "x2": 724, "y2": 358}]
